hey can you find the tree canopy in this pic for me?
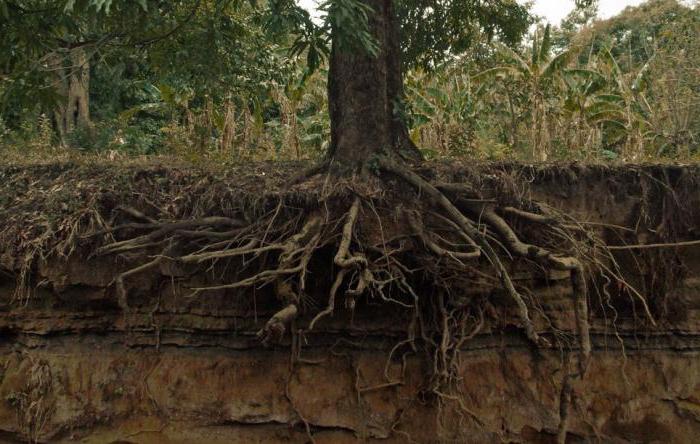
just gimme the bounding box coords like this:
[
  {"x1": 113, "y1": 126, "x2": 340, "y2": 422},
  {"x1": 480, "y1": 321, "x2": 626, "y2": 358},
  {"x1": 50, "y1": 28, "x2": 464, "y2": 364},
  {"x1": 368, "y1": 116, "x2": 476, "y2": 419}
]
[
  {"x1": 1, "y1": 0, "x2": 533, "y2": 109},
  {"x1": 0, "y1": 0, "x2": 697, "y2": 161}
]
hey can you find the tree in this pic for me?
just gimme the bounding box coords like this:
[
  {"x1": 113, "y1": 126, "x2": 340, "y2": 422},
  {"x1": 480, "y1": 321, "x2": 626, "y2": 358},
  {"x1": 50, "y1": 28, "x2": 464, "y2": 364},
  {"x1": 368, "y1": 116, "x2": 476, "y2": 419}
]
[
  {"x1": 0, "y1": 0, "x2": 530, "y2": 158},
  {"x1": 552, "y1": 0, "x2": 599, "y2": 50},
  {"x1": 1, "y1": 0, "x2": 283, "y2": 145},
  {"x1": 0, "y1": 0, "x2": 149, "y2": 137},
  {"x1": 3, "y1": 2, "x2": 629, "y2": 441}
]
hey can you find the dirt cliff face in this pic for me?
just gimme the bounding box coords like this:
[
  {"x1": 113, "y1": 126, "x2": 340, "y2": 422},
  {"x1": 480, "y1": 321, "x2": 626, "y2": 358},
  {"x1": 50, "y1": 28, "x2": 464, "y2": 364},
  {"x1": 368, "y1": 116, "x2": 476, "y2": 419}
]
[{"x1": 1, "y1": 162, "x2": 699, "y2": 443}]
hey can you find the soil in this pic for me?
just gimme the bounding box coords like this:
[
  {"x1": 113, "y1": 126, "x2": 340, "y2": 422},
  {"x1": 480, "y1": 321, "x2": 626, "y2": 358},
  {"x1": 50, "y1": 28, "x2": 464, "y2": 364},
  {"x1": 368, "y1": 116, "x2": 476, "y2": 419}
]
[{"x1": 1, "y1": 160, "x2": 699, "y2": 443}]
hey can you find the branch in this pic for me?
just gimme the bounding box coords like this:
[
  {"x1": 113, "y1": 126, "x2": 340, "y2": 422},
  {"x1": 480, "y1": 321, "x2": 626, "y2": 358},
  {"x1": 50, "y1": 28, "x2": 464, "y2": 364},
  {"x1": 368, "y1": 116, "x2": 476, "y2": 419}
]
[{"x1": 129, "y1": 0, "x2": 204, "y2": 48}]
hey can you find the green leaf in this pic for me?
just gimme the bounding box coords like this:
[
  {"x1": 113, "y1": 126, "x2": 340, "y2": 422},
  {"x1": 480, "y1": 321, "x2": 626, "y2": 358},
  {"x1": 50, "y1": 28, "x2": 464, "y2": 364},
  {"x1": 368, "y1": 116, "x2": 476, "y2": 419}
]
[
  {"x1": 595, "y1": 94, "x2": 625, "y2": 103},
  {"x1": 541, "y1": 49, "x2": 573, "y2": 81},
  {"x1": 497, "y1": 43, "x2": 532, "y2": 77},
  {"x1": 601, "y1": 149, "x2": 619, "y2": 160}
]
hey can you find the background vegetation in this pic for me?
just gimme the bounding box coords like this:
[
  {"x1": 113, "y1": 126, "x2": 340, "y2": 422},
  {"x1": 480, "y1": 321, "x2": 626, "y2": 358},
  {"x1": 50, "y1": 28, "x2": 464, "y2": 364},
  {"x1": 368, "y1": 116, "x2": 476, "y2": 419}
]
[{"x1": 1, "y1": 0, "x2": 698, "y2": 163}]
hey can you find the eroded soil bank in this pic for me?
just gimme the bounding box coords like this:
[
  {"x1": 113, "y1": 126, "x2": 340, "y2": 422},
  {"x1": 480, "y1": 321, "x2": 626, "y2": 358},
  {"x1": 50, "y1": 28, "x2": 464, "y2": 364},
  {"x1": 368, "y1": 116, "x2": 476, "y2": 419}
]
[{"x1": 1, "y1": 161, "x2": 699, "y2": 443}]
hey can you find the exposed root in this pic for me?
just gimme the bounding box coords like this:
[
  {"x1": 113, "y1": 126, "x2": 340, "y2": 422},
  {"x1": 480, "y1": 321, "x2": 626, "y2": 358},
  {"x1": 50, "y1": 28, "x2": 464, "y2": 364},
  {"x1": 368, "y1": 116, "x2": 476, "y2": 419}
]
[
  {"x1": 115, "y1": 256, "x2": 164, "y2": 314},
  {"x1": 189, "y1": 214, "x2": 322, "y2": 296},
  {"x1": 311, "y1": 195, "x2": 373, "y2": 325},
  {"x1": 308, "y1": 268, "x2": 347, "y2": 331},
  {"x1": 607, "y1": 239, "x2": 700, "y2": 250},
  {"x1": 467, "y1": 203, "x2": 591, "y2": 368},
  {"x1": 258, "y1": 304, "x2": 299, "y2": 345},
  {"x1": 93, "y1": 217, "x2": 244, "y2": 256},
  {"x1": 501, "y1": 205, "x2": 553, "y2": 224},
  {"x1": 334, "y1": 197, "x2": 367, "y2": 269},
  {"x1": 378, "y1": 155, "x2": 551, "y2": 348},
  {"x1": 406, "y1": 210, "x2": 480, "y2": 262},
  {"x1": 7, "y1": 161, "x2": 687, "y2": 441},
  {"x1": 179, "y1": 239, "x2": 266, "y2": 263},
  {"x1": 557, "y1": 367, "x2": 574, "y2": 444}
]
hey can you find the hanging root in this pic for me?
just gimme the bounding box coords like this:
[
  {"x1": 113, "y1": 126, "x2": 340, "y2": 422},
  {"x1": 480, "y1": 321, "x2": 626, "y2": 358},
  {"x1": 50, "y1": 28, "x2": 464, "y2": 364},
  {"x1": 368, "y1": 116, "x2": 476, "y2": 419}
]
[
  {"x1": 103, "y1": 205, "x2": 324, "y2": 343},
  {"x1": 308, "y1": 268, "x2": 347, "y2": 331},
  {"x1": 258, "y1": 304, "x2": 299, "y2": 345},
  {"x1": 378, "y1": 155, "x2": 555, "y2": 348},
  {"x1": 375, "y1": 154, "x2": 603, "y2": 440},
  {"x1": 80, "y1": 158, "x2": 597, "y2": 368},
  {"x1": 249, "y1": 213, "x2": 324, "y2": 344},
  {"x1": 557, "y1": 366, "x2": 574, "y2": 444},
  {"x1": 308, "y1": 195, "x2": 378, "y2": 332},
  {"x1": 468, "y1": 203, "x2": 591, "y2": 369},
  {"x1": 334, "y1": 197, "x2": 366, "y2": 269}
]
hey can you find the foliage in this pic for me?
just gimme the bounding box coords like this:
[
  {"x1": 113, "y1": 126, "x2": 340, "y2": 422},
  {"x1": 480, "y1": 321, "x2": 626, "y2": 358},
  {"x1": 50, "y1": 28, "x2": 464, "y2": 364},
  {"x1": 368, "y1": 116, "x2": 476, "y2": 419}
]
[
  {"x1": 397, "y1": 0, "x2": 532, "y2": 70},
  {"x1": 1, "y1": 0, "x2": 698, "y2": 163},
  {"x1": 402, "y1": 0, "x2": 699, "y2": 162}
]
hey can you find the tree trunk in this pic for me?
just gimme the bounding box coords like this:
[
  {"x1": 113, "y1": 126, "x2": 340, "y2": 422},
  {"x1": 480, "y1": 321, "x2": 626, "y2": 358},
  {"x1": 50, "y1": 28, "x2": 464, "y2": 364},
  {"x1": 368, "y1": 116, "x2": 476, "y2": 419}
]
[
  {"x1": 49, "y1": 47, "x2": 91, "y2": 142},
  {"x1": 47, "y1": 52, "x2": 70, "y2": 142},
  {"x1": 328, "y1": 0, "x2": 421, "y2": 169},
  {"x1": 67, "y1": 47, "x2": 91, "y2": 131}
]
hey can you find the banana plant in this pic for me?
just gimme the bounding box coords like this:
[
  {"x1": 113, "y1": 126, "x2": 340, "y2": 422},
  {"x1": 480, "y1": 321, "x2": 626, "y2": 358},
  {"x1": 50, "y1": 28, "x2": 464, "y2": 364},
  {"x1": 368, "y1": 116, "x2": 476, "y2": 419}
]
[
  {"x1": 595, "y1": 46, "x2": 663, "y2": 160},
  {"x1": 560, "y1": 67, "x2": 626, "y2": 157},
  {"x1": 404, "y1": 66, "x2": 480, "y2": 157},
  {"x1": 474, "y1": 25, "x2": 575, "y2": 161}
]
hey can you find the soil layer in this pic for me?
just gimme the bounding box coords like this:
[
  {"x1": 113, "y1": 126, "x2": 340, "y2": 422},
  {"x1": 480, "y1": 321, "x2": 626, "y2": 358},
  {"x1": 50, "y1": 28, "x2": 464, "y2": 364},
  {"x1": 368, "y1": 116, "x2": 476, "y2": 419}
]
[{"x1": 1, "y1": 161, "x2": 699, "y2": 443}]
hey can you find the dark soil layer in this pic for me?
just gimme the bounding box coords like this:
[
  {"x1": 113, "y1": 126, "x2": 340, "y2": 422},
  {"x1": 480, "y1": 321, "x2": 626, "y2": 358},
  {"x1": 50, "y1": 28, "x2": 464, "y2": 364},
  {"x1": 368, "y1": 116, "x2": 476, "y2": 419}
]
[{"x1": 1, "y1": 160, "x2": 699, "y2": 443}]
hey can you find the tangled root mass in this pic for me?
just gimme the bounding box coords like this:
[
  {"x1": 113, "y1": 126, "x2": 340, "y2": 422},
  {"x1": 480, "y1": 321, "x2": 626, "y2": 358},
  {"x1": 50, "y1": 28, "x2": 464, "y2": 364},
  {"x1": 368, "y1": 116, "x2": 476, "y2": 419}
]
[{"x1": 16, "y1": 157, "x2": 674, "y2": 442}]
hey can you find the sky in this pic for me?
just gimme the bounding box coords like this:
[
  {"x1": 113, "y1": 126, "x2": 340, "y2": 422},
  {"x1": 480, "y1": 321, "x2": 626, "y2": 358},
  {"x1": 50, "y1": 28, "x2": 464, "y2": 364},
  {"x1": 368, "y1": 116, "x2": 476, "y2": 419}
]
[
  {"x1": 297, "y1": 0, "x2": 652, "y2": 25},
  {"x1": 529, "y1": 0, "x2": 646, "y2": 24}
]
